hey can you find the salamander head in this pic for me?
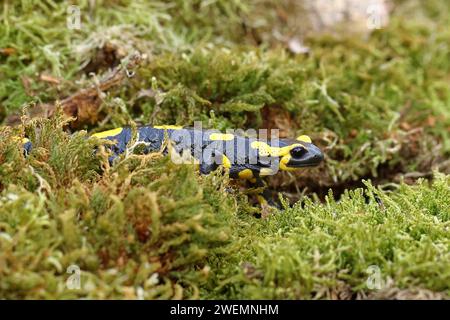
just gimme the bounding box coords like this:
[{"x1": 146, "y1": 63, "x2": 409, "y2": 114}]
[
  {"x1": 278, "y1": 136, "x2": 324, "y2": 171},
  {"x1": 280, "y1": 141, "x2": 323, "y2": 171},
  {"x1": 252, "y1": 134, "x2": 324, "y2": 172}
]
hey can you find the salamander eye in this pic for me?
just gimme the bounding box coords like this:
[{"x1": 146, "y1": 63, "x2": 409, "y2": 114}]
[{"x1": 290, "y1": 146, "x2": 306, "y2": 158}]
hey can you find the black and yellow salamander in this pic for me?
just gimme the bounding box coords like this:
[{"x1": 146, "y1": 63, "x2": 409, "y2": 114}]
[{"x1": 22, "y1": 125, "x2": 323, "y2": 204}]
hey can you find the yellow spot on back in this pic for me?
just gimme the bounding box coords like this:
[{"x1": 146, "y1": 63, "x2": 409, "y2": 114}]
[
  {"x1": 297, "y1": 135, "x2": 312, "y2": 143},
  {"x1": 222, "y1": 155, "x2": 231, "y2": 168},
  {"x1": 209, "y1": 133, "x2": 234, "y2": 141},
  {"x1": 92, "y1": 127, "x2": 123, "y2": 139},
  {"x1": 250, "y1": 141, "x2": 301, "y2": 157},
  {"x1": 22, "y1": 138, "x2": 30, "y2": 144},
  {"x1": 154, "y1": 125, "x2": 183, "y2": 130},
  {"x1": 238, "y1": 168, "x2": 254, "y2": 180}
]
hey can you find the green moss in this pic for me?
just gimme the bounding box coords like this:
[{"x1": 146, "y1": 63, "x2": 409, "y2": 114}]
[
  {"x1": 205, "y1": 175, "x2": 450, "y2": 299},
  {"x1": 1, "y1": 0, "x2": 450, "y2": 299},
  {"x1": 0, "y1": 115, "x2": 236, "y2": 299},
  {"x1": 0, "y1": 0, "x2": 248, "y2": 116}
]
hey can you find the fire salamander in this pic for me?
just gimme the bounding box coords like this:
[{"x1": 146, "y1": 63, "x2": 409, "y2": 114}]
[{"x1": 22, "y1": 125, "x2": 323, "y2": 205}]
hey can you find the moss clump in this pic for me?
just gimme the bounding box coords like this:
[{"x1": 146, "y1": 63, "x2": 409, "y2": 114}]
[
  {"x1": 0, "y1": 115, "x2": 236, "y2": 299},
  {"x1": 204, "y1": 174, "x2": 450, "y2": 299}
]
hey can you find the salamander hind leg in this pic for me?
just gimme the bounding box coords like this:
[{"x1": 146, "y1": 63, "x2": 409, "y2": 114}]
[{"x1": 240, "y1": 171, "x2": 281, "y2": 215}]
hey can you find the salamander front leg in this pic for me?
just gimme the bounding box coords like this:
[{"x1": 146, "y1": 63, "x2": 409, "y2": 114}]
[{"x1": 250, "y1": 176, "x2": 281, "y2": 213}]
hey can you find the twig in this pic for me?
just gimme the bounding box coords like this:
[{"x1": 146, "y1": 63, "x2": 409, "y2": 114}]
[{"x1": 6, "y1": 52, "x2": 142, "y2": 127}]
